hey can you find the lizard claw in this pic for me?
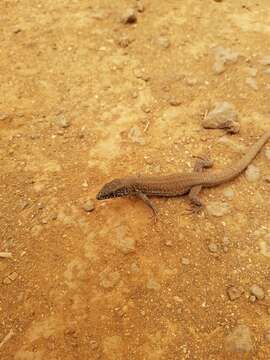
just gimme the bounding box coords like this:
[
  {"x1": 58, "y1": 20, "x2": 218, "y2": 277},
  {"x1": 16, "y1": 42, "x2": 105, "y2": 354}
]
[{"x1": 185, "y1": 204, "x2": 204, "y2": 215}]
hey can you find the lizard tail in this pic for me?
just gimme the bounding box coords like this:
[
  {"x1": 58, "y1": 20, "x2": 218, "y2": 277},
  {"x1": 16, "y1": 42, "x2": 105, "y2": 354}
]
[{"x1": 201, "y1": 129, "x2": 270, "y2": 187}]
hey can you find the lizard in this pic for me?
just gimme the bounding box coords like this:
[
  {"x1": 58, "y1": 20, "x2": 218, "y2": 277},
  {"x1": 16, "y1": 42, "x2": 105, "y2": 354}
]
[{"x1": 96, "y1": 130, "x2": 270, "y2": 215}]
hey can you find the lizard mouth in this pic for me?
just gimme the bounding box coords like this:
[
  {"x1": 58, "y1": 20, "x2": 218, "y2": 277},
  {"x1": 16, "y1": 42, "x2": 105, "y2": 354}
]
[{"x1": 96, "y1": 191, "x2": 117, "y2": 200}]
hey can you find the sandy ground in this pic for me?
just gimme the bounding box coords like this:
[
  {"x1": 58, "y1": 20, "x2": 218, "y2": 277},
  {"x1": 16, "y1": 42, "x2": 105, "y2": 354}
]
[{"x1": 1, "y1": 0, "x2": 270, "y2": 359}]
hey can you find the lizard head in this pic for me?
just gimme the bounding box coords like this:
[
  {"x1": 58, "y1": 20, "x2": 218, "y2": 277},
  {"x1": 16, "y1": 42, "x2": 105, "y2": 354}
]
[{"x1": 96, "y1": 179, "x2": 130, "y2": 200}]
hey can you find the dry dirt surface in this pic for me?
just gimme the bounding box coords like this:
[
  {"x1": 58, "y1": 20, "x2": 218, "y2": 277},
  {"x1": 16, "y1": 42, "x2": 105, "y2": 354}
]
[{"x1": 1, "y1": 0, "x2": 270, "y2": 359}]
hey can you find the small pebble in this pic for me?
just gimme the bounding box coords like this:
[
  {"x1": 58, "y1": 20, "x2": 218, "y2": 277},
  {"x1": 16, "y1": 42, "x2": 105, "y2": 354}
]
[
  {"x1": 0, "y1": 252, "x2": 12, "y2": 259},
  {"x1": 259, "y1": 233, "x2": 270, "y2": 258},
  {"x1": 212, "y1": 47, "x2": 239, "y2": 75},
  {"x1": 206, "y1": 201, "x2": 230, "y2": 217},
  {"x1": 130, "y1": 262, "x2": 139, "y2": 273},
  {"x1": 165, "y1": 240, "x2": 173, "y2": 247},
  {"x1": 245, "y1": 164, "x2": 260, "y2": 182},
  {"x1": 90, "y1": 340, "x2": 99, "y2": 350},
  {"x1": 146, "y1": 278, "x2": 161, "y2": 291},
  {"x1": 83, "y1": 200, "x2": 95, "y2": 212},
  {"x1": 3, "y1": 278, "x2": 12, "y2": 285},
  {"x1": 202, "y1": 101, "x2": 239, "y2": 134},
  {"x1": 169, "y1": 98, "x2": 182, "y2": 106},
  {"x1": 222, "y1": 237, "x2": 230, "y2": 246},
  {"x1": 30, "y1": 133, "x2": 40, "y2": 140},
  {"x1": 55, "y1": 114, "x2": 70, "y2": 128},
  {"x1": 185, "y1": 77, "x2": 197, "y2": 86},
  {"x1": 115, "y1": 236, "x2": 136, "y2": 254},
  {"x1": 0, "y1": 112, "x2": 9, "y2": 121},
  {"x1": 156, "y1": 36, "x2": 171, "y2": 49},
  {"x1": 117, "y1": 36, "x2": 131, "y2": 48},
  {"x1": 223, "y1": 188, "x2": 235, "y2": 200},
  {"x1": 208, "y1": 243, "x2": 218, "y2": 253},
  {"x1": 181, "y1": 257, "x2": 190, "y2": 265},
  {"x1": 121, "y1": 8, "x2": 137, "y2": 24},
  {"x1": 128, "y1": 126, "x2": 145, "y2": 145},
  {"x1": 136, "y1": 1, "x2": 145, "y2": 12},
  {"x1": 249, "y1": 295, "x2": 256, "y2": 303},
  {"x1": 250, "y1": 284, "x2": 265, "y2": 300},
  {"x1": 227, "y1": 286, "x2": 244, "y2": 301}
]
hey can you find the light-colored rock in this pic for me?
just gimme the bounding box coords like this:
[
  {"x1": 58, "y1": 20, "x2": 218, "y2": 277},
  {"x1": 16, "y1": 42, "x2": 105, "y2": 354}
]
[
  {"x1": 83, "y1": 200, "x2": 95, "y2": 212},
  {"x1": 259, "y1": 233, "x2": 270, "y2": 257},
  {"x1": 169, "y1": 98, "x2": 182, "y2": 106},
  {"x1": 212, "y1": 46, "x2": 239, "y2": 75},
  {"x1": 117, "y1": 36, "x2": 132, "y2": 48},
  {"x1": 3, "y1": 278, "x2": 12, "y2": 285},
  {"x1": 136, "y1": 1, "x2": 145, "y2": 12},
  {"x1": 100, "y1": 270, "x2": 120, "y2": 289},
  {"x1": 156, "y1": 36, "x2": 171, "y2": 49},
  {"x1": 181, "y1": 257, "x2": 190, "y2": 265},
  {"x1": 0, "y1": 112, "x2": 9, "y2": 121},
  {"x1": 225, "y1": 325, "x2": 253, "y2": 353},
  {"x1": 227, "y1": 286, "x2": 244, "y2": 301},
  {"x1": 128, "y1": 125, "x2": 145, "y2": 145},
  {"x1": 114, "y1": 225, "x2": 136, "y2": 254},
  {"x1": 223, "y1": 188, "x2": 235, "y2": 199},
  {"x1": 185, "y1": 77, "x2": 197, "y2": 86},
  {"x1": 55, "y1": 114, "x2": 71, "y2": 128},
  {"x1": 206, "y1": 201, "x2": 230, "y2": 217},
  {"x1": 130, "y1": 262, "x2": 139, "y2": 273},
  {"x1": 208, "y1": 243, "x2": 218, "y2": 253},
  {"x1": 202, "y1": 102, "x2": 239, "y2": 134},
  {"x1": 245, "y1": 164, "x2": 260, "y2": 182},
  {"x1": 250, "y1": 284, "x2": 264, "y2": 300},
  {"x1": 146, "y1": 278, "x2": 161, "y2": 291}
]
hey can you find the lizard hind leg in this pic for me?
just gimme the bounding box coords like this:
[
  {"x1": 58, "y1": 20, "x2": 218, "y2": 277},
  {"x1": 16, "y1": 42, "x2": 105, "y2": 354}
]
[
  {"x1": 188, "y1": 155, "x2": 214, "y2": 214},
  {"x1": 136, "y1": 191, "x2": 158, "y2": 217},
  {"x1": 192, "y1": 155, "x2": 214, "y2": 171}
]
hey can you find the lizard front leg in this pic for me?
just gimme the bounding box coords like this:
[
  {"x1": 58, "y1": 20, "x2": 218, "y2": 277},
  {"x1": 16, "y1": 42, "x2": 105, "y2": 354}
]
[{"x1": 136, "y1": 192, "x2": 158, "y2": 216}]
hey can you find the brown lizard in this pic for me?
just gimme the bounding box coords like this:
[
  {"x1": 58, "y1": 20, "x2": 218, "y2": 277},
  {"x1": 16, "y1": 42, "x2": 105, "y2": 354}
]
[{"x1": 96, "y1": 130, "x2": 270, "y2": 215}]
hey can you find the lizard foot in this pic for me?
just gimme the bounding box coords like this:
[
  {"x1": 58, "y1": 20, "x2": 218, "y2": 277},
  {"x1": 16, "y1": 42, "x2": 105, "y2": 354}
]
[{"x1": 185, "y1": 204, "x2": 204, "y2": 215}]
